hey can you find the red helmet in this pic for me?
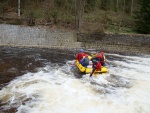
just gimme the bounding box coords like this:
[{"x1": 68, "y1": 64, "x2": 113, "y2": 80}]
[
  {"x1": 96, "y1": 53, "x2": 102, "y2": 58},
  {"x1": 95, "y1": 53, "x2": 98, "y2": 57},
  {"x1": 100, "y1": 52, "x2": 104, "y2": 55}
]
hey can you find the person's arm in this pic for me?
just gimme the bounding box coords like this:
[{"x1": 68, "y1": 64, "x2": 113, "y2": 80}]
[
  {"x1": 104, "y1": 55, "x2": 106, "y2": 62},
  {"x1": 76, "y1": 54, "x2": 78, "y2": 60},
  {"x1": 80, "y1": 58, "x2": 84, "y2": 64}
]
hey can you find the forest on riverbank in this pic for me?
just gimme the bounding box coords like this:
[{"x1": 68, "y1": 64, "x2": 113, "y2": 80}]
[{"x1": 0, "y1": 0, "x2": 150, "y2": 34}]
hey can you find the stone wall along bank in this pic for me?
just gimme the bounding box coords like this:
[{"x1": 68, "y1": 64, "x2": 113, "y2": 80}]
[
  {"x1": 0, "y1": 24, "x2": 81, "y2": 48},
  {"x1": 0, "y1": 24, "x2": 150, "y2": 54}
]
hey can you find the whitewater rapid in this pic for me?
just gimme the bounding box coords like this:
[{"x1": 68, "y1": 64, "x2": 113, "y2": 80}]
[{"x1": 0, "y1": 53, "x2": 150, "y2": 113}]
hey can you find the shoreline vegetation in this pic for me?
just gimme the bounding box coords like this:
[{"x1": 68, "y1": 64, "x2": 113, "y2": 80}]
[{"x1": 0, "y1": 0, "x2": 150, "y2": 35}]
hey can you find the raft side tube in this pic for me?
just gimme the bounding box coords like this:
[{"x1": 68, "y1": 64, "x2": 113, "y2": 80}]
[{"x1": 75, "y1": 60, "x2": 108, "y2": 74}]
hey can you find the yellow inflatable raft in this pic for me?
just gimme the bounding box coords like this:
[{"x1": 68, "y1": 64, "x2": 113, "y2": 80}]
[{"x1": 75, "y1": 60, "x2": 108, "y2": 75}]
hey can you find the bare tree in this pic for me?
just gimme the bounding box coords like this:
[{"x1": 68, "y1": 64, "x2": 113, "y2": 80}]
[
  {"x1": 116, "y1": 0, "x2": 119, "y2": 12},
  {"x1": 131, "y1": 0, "x2": 133, "y2": 16},
  {"x1": 75, "y1": 0, "x2": 86, "y2": 31},
  {"x1": 18, "y1": 0, "x2": 20, "y2": 17}
]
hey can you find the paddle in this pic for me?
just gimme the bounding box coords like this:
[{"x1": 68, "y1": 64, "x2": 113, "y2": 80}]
[{"x1": 89, "y1": 68, "x2": 96, "y2": 77}]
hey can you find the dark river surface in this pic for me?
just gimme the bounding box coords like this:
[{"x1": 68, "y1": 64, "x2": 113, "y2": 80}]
[
  {"x1": 0, "y1": 46, "x2": 75, "y2": 85},
  {"x1": 0, "y1": 46, "x2": 150, "y2": 113}
]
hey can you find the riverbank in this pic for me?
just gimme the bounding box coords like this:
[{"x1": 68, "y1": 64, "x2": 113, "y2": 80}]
[{"x1": 0, "y1": 24, "x2": 150, "y2": 54}]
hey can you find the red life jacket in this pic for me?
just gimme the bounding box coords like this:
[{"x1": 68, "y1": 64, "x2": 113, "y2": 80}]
[
  {"x1": 96, "y1": 62, "x2": 101, "y2": 71},
  {"x1": 96, "y1": 52, "x2": 105, "y2": 63},
  {"x1": 91, "y1": 57, "x2": 102, "y2": 70},
  {"x1": 76, "y1": 52, "x2": 85, "y2": 62}
]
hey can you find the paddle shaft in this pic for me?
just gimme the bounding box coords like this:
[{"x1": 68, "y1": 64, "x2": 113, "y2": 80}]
[{"x1": 90, "y1": 68, "x2": 96, "y2": 77}]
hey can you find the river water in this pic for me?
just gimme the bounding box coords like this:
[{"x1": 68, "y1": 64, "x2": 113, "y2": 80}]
[{"x1": 0, "y1": 46, "x2": 150, "y2": 113}]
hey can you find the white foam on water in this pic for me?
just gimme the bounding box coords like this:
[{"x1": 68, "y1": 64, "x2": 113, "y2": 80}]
[{"x1": 0, "y1": 54, "x2": 150, "y2": 113}]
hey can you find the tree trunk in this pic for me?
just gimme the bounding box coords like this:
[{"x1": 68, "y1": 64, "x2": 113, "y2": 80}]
[
  {"x1": 45, "y1": 0, "x2": 50, "y2": 22},
  {"x1": 123, "y1": 0, "x2": 125, "y2": 13},
  {"x1": 131, "y1": 0, "x2": 133, "y2": 16},
  {"x1": 18, "y1": 0, "x2": 20, "y2": 17},
  {"x1": 117, "y1": 0, "x2": 126, "y2": 32},
  {"x1": 75, "y1": 0, "x2": 85, "y2": 31},
  {"x1": 116, "y1": 0, "x2": 119, "y2": 12}
]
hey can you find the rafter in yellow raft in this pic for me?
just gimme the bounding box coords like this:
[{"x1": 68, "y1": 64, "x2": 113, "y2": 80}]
[{"x1": 75, "y1": 60, "x2": 108, "y2": 75}]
